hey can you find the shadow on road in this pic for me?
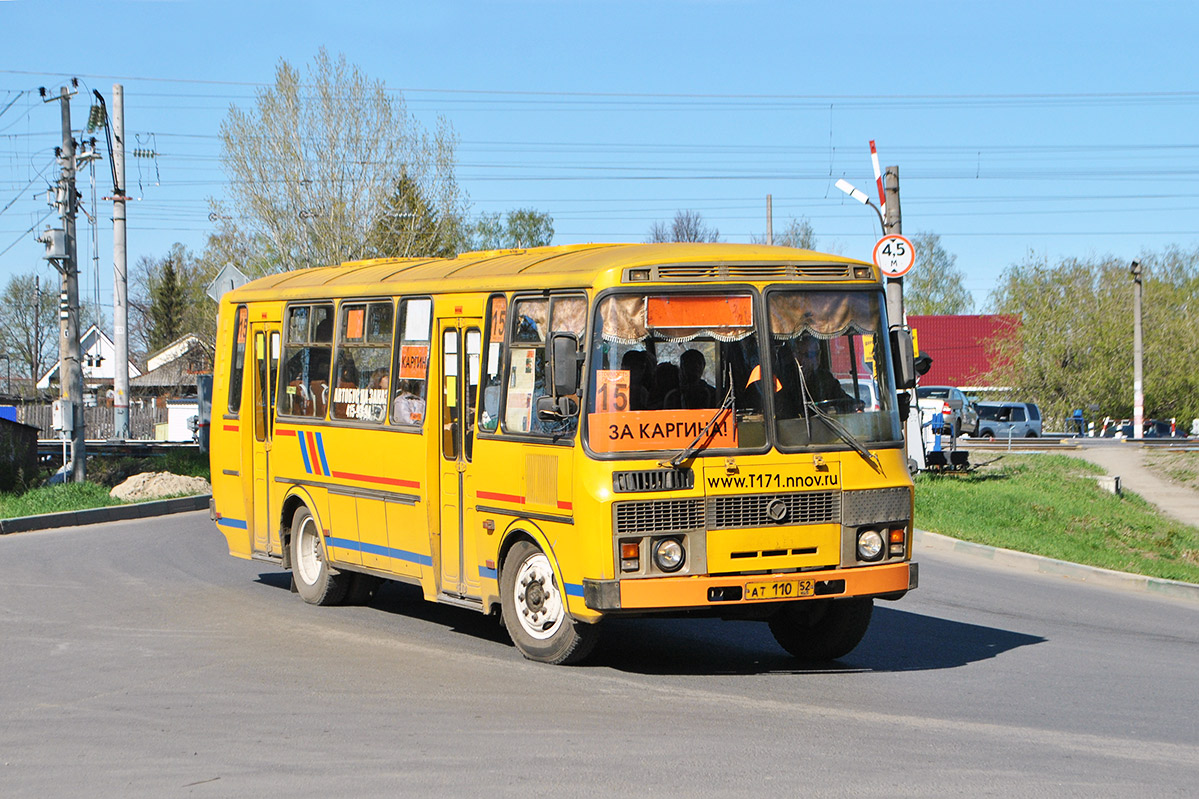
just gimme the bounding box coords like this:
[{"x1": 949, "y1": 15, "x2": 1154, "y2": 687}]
[{"x1": 255, "y1": 572, "x2": 1044, "y2": 675}]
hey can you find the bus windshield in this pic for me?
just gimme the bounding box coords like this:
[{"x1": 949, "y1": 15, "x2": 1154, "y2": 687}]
[
  {"x1": 766, "y1": 289, "x2": 900, "y2": 448},
  {"x1": 585, "y1": 289, "x2": 901, "y2": 456},
  {"x1": 586, "y1": 292, "x2": 766, "y2": 454}
]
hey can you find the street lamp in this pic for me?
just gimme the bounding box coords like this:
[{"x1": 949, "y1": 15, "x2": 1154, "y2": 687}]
[{"x1": 834, "y1": 178, "x2": 885, "y2": 235}]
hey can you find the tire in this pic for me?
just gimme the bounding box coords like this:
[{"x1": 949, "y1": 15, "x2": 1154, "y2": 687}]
[
  {"x1": 500, "y1": 540, "x2": 598, "y2": 665},
  {"x1": 290, "y1": 506, "x2": 350, "y2": 606},
  {"x1": 981, "y1": 429, "x2": 995, "y2": 440},
  {"x1": 1026, "y1": 431, "x2": 1038, "y2": 438},
  {"x1": 768, "y1": 597, "x2": 874, "y2": 662}
]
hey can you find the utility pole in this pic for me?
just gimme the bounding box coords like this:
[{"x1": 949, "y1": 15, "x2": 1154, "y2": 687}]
[
  {"x1": 47, "y1": 86, "x2": 87, "y2": 481},
  {"x1": 109, "y1": 85, "x2": 130, "y2": 440},
  {"x1": 882, "y1": 165, "x2": 904, "y2": 327},
  {"x1": 1131, "y1": 260, "x2": 1144, "y2": 440},
  {"x1": 766, "y1": 194, "x2": 773, "y2": 246}
]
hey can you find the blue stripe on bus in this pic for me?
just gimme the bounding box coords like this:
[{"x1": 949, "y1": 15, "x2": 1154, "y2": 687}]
[
  {"x1": 297, "y1": 432, "x2": 313, "y2": 474},
  {"x1": 325, "y1": 536, "x2": 433, "y2": 567},
  {"x1": 315, "y1": 432, "x2": 330, "y2": 476},
  {"x1": 478, "y1": 566, "x2": 498, "y2": 580},
  {"x1": 217, "y1": 517, "x2": 248, "y2": 529},
  {"x1": 564, "y1": 583, "x2": 584, "y2": 598}
]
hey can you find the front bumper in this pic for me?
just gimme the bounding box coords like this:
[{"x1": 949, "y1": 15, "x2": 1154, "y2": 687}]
[{"x1": 584, "y1": 561, "x2": 916, "y2": 612}]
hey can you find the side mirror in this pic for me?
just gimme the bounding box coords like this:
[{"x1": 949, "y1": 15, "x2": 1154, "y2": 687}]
[
  {"x1": 550, "y1": 332, "x2": 582, "y2": 397},
  {"x1": 889, "y1": 328, "x2": 917, "y2": 389},
  {"x1": 536, "y1": 394, "x2": 580, "y2": 422}
]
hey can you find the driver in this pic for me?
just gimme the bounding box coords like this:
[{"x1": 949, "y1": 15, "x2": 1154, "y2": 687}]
[{"x1": 793, "y1": 335, "x2": 858, "y2": 408}]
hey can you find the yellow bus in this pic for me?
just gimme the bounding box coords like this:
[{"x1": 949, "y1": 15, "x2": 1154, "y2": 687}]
[{"x1": 210, "y1": 243, "x2": 918, "y2": 664}]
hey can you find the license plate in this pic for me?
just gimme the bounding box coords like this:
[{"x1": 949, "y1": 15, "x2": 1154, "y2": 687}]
[{"x1": 744, "y1": 578, "x2": 814, "y2": 601}]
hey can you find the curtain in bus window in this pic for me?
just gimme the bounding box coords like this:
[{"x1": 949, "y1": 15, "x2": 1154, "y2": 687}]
[
  {"x1": 768, "y1": 292, "x2": 878, "y2": 340},
  {"x1": 598, "y1": 294, "x2": 754, "y2": 343}
]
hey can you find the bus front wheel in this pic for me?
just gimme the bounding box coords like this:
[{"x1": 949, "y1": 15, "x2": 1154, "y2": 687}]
[
  {"x1": 290, "y1": 506, "x2": 350, "y2": 606},
  {"x1": 768, "y1": 597, "x2": 873, "y2": 662},
  {"x1": 500, "y1": 540, "x2": 598, "y2": 665}
]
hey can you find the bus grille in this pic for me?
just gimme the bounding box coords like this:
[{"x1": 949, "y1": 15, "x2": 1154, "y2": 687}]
[
  {"x1": 646, "y1": 263, "x2": 854, "y2": 282},
  {"x1": 612, "y1": 468, "x2": 695, "y2": 493},
  {"x1": 842, "y1": 487, "x2": 912, "y2": 526},
  {"x1": 614, "y1": 498, "x2": 704, "y2": 534},
  {"x1": 708, "y1": 491, "x2": 840, "y2": 529}
]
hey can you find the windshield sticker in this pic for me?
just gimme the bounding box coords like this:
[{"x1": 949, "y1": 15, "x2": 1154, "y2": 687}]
[
  {"x1": 589, "y1": 408, "x2": 736, "y2": 453},
  {"x1": 647, "y1": 295, "x2": 752, "y2": 329},
  {"x1": 595, "y1": 369, "x2": 631, "y2": 413}
]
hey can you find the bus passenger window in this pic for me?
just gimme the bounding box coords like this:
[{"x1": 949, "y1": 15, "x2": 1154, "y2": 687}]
[
  {"x1": 391, "y1": 298, "x2": 432, "y2": 427},
  {"x1": 279, "y1": 303, "x2": 334, "y2": 419},
  {"x1": 479, "y1": 295, "x2": 507, "y2": 433},
  {"x1": 464, "y1": 328, "x2": 481, "y2": 460},
  {"x1": 332, "y1": 301, "x2": 393, "y2": 423},
  {"x1": 227, "y1": 305, "x2": 249, "y2": 415}
]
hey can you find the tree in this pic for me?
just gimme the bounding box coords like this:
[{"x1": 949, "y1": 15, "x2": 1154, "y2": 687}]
[
  {"x1": 751, "y1": 217, "x2": 817, "y2": 250},
  {"x1": 468, "y1": 208, "x2": 555, "y2": 250},
  {"x1": 986, "y1": 247, "x2": 1199, "y2": 425},
  {"x1": 905, "y1": 232, "x2": 974, "y2": 315},
  {"x1": 218, "y1": 49, "x2": 467, "y2": 271},
  {"x1": 0, "y1": 273, "x2": 56, "y2": 394},
  {"x1": 647, "y1": 210, "x2": 720, "y2": 243},
  {"x1": 131, "y1": 243, "x2": 219, "y2": 362}
]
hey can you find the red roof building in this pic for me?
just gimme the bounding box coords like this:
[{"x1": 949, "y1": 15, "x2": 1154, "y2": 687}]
[{"x1": 907, "y1": 315, "x2": 1020, "y2": 390}]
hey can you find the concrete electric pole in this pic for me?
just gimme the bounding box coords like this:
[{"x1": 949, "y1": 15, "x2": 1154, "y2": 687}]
[
  {"x1": 1131, "y1": 259, "x2": 1144, "y2": 440},
  {"x1": 110, "y1": 85, "x2": 130, "y2": 440},
  {"x1": 43, "y1": 85, "x2": 87, "y2": 481},
  {"x1": 882, "y1": 165, "x2": 904, "y2": 327}
]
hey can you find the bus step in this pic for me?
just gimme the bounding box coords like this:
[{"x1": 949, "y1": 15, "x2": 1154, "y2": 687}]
[
  {"x1": 250, "y1": 552, "x2": 284, "y2": 565},
  {"x1": 437, "y1": 592, "x2": 485, "y2": 612}
]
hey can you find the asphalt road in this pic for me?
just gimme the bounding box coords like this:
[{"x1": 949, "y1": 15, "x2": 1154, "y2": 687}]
[{"x1": 2, "y1": 513, "x2": 1197, "y2": 797}]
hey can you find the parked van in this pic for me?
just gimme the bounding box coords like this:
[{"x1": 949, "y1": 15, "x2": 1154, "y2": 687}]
[{"x1": 976, "y1": 401, "x2": 1042, "y2": 438}]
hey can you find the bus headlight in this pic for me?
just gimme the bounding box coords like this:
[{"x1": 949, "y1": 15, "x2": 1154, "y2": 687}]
[
  {"x1": 856, "y1": 529, "x2": 885, "y2": 561},
  {"x1": 653, "y1": 538, "x2": 685, "y2": 572}
]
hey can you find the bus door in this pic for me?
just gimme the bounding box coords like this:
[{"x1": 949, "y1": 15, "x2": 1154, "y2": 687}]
[
  {"x1": 437, "y1": 319, "x2": 483, "y2": 598},
  {"x1": 250, "y1": 324, "x2": 280, "y2": 556}
]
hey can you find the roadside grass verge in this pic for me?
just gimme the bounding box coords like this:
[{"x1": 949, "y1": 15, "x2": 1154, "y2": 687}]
[
  {"x1": 1, "y1": 450, "x2": 212, "y2": 520},
  {"x1": 1143, "y1": 449, "x2": 1199, "y2": 493},
  {"x1": 0, "y1": 482, "x2": 124, "y2": 519},
  {"x1": 915, "y1": 454, "x2": 1199, "y2": 584}
]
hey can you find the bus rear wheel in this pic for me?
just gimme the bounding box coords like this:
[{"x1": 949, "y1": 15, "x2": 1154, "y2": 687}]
[
  {"x1": 290, "y1": 506, "x2": 350, "y2": 606},
  {"x1": 500, "y1": 540, "x2": 598, "y2": 665},
  {"x1": 768, "y1": 597, "x2": 873, "y2": 662}
]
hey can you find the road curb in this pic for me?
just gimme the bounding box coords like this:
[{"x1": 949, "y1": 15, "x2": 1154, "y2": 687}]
[
  {"x1": 0, "y1": 494, "x2": 212, "y2": 535},
  {"x1": 914, "y1": 528, "x2": 1199, "y2": 603}
]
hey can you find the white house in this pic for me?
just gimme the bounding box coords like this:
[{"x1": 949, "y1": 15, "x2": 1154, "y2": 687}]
[{"x1": 37, "y1": 324, "x2": 143, "y2": 391}]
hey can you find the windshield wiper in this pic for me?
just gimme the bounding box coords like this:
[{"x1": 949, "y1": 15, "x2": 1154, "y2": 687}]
[
  {"x1": 796, "y1": 364, "x2": 882, "y2": 474},
  {"x1": 659, "y1": 380, "x2": 736, "y2": 470}
]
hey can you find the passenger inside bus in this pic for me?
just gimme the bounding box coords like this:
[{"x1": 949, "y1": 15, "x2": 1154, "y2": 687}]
[
  {"x1": 392, "y1": 380, "x2": 426, "y2": 425},
  {"x1": 677, "y1": 348, "x2": 717, "y2": 409},
  {"x1": 620, "y1": 349, "x2": 651, "y2": 410}
]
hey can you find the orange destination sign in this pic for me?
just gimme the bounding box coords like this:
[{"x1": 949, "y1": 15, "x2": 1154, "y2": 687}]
[{"x1": 589, "y1": 408, "x2": 736, "y2": 453}]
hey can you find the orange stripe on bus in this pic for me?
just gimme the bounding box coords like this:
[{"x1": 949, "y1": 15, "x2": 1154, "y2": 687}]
[
  {"x1": 331, "y1": 470, "x2": 420, "y2": 490},
  {"x1": 478, "y1": 490, "x2": 524, "y2": 505}
]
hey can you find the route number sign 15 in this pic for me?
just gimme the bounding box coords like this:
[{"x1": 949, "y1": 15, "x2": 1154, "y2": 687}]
[{"x1": 873, "y1": 234, "x2": 915, "y2": 278}]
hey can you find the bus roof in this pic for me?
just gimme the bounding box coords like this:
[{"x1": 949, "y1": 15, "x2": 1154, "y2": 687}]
[{"x1": 223, "y1": 242, "x2": 875, "y2": 303}]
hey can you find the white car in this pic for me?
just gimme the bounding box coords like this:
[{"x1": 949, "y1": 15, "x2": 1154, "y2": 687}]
[{"x1": 915, "y1": 385, "x2": 978, "y2": 437}]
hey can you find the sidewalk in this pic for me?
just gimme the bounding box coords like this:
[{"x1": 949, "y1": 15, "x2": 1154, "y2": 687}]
[{"x1": 1071, "y1": 443, "x2": 1199, "y2": 527}]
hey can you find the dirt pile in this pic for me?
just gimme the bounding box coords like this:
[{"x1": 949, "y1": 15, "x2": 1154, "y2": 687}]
[{"x1": 110, "y1": 472, "x2": 211, "y2": 502}]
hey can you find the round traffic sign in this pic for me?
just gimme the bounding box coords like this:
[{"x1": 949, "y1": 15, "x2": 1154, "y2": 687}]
[{"x1": 873, "y1": 234, "x2": 915, "y2": 277}]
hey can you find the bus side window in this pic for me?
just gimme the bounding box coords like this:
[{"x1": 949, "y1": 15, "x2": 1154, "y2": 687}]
[
  {"x1": 279, "y1": 303, "x2": 333, "y2": 419},
  {"x1": 332, "y1": 301, "x2": 393, "y2": 423},
  {"x1": 227, "y1": 305, "x2": 249, "y2": 415},
  {"x1": 478, "y1": 294, "x2": 507, "y2": 433},
  {"x1": 464, "y1": 328, "x2": 481, "y2": 461},
  {"x1": 392, "y1": 297, "x2": 432, "y2": 427},
  {"x1": 503, "y1": 294, "x2": 585, "y2": 437}
]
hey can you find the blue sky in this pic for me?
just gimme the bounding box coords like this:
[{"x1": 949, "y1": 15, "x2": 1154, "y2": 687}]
[{"x1": 2, "y1": 0, "x2": 1197, "y2": 313}]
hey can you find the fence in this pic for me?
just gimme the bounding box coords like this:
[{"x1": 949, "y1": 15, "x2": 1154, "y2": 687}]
[{"x1": 17, "y1": 404, "x2": 167, "y2": 440}]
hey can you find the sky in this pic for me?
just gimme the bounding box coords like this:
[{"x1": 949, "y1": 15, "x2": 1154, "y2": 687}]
[{"x1": 2, "y1": 0, "x2": 1197, "y2": 316}]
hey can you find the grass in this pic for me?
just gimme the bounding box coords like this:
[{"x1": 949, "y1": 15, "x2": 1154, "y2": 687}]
[
  {"x1": 0, "y1": 481, "x2": 125, "y2": 519},
  {"x1": 1142, "y1": 449, "x2": 1199, "y2": 493},
  {"x1": 915, "y1": 454, "x2": 1199, "y2": 584},
  {"x1": 0, "y1": 449, "x2": 212, "y2": 520}
]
